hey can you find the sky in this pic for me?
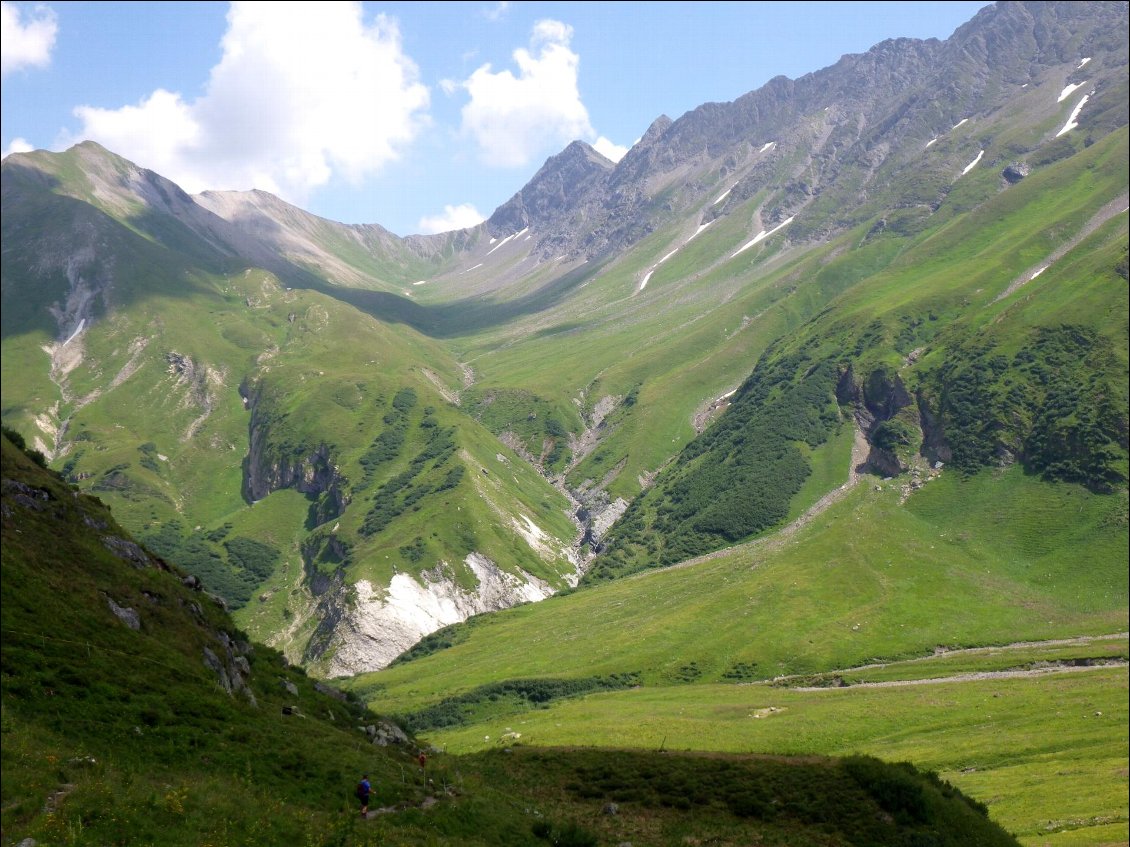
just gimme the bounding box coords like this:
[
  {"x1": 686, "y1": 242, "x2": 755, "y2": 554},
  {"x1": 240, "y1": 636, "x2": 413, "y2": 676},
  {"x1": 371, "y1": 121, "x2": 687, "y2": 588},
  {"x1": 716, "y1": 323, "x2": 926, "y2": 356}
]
[{"x1": 1, "y1": 1, "x2": 990, "y2": 236}]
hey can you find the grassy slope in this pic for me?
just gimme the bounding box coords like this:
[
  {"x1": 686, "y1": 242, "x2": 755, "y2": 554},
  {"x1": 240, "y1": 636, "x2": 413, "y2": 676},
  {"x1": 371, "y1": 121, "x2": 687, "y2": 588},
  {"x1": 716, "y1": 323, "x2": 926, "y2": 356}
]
[
  {"x1": 0, "y1": 154, "x2": 582, "y2": 666},
  {"x1": 437, "y1": 123, "x2": 1127, "y2": 517},
  {"x1": 591, "y1": 128, "x2": 1129, "y2": 576},
  {"x1": 1, "y1": 435, "x2": 1020, "y2": 847},
  {"x1": 352, "y1": 467, "x2": 1128, "y2": 843}
]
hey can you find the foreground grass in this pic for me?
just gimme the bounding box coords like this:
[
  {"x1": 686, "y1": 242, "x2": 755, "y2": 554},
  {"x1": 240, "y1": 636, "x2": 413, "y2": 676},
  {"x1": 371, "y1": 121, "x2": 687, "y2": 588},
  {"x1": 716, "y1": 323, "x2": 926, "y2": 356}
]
[{"x1": 422, "y1": 661, "x2": 1128, "y2": 846}]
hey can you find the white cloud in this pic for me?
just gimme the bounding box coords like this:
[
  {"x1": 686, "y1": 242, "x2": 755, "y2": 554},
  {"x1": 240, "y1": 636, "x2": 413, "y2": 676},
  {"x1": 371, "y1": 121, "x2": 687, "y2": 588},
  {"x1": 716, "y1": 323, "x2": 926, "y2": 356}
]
[
  {"x1": 417, "y1": 203, "x2": 485, "y2": 234},
  {"x1": 456, "y1": 19, "x2": 595, "y2": 168},
  {"x1": 2, "y1": 136, "x2": 34, "y2": 158},
  {"x1": 1, "y1": 1, "x2": 58, "y2": 77},
  {"x1": 481, "y1": 2, "x2": 509, "y2": 21},
  {"x1": 67, "y1": 2, "x2": 429, "y2": 200},
  {"x1": 592, "y1": 136, "x2": 628, "y2": 163}
]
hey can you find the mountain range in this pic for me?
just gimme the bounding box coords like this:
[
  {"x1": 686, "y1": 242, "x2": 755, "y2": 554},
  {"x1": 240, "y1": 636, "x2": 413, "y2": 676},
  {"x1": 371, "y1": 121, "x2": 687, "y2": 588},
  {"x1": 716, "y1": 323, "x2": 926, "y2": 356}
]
[{"x1": 1, "y1": 2, "x2": 1128, "y2": 842}]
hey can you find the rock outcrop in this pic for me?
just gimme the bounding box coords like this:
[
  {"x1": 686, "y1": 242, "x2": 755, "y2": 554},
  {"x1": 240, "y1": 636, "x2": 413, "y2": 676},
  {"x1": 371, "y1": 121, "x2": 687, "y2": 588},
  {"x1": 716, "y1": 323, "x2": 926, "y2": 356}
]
[{"x1": 310, "y1": 552, "x2": 553, "y2": 676}]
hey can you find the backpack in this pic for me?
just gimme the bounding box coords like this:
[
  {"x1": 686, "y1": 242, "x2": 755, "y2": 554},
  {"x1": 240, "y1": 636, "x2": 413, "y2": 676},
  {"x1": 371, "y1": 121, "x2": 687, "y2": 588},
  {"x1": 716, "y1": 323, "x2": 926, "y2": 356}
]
[{"x1": 355, "y1": 781, "x2": 367, "y2": 799}]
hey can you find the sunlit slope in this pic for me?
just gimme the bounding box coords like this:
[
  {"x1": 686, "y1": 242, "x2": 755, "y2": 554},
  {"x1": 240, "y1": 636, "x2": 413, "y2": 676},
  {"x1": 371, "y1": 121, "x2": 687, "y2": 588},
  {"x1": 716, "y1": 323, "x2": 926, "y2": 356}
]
[
  {"x1": 354, "y1": 467, "x2": 1127, "y2": 710},
  {"x1": 593, "y1": 129, "x2": 1128, "y2": 576},
  {"x1": 419, "y1": 130, "x2": 1126, "y2": 527},
  {"x1": 352, "y1": 467, "x2": 1127, "y2": 845}
]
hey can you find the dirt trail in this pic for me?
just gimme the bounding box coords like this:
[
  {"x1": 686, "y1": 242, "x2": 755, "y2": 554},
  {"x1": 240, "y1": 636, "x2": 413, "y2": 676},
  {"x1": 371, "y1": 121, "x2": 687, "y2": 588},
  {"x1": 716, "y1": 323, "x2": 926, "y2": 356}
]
[
  {"x1": 641, "y1": 423, "x2": 870, "y2": 577},
  {"x1": 764, "y1": 632, "x2": 1129, "y2": 689},
  {"x1": 787, "y1": 658, "x2": 1127, "y2": 691}
]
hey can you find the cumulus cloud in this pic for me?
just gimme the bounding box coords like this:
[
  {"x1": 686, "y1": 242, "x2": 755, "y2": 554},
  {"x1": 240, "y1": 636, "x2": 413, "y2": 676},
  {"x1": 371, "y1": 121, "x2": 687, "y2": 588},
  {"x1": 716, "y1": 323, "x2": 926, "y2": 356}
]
[
  {"x1": 417, "y1": 203, "x2": 485, "y2": 234},
  {"x1": 2, "y1": 136, "x2": 33, "y2": 158},
  {"x1": 68, "y1": 2, "x2": 429, "y2": 200},
  {"x1": 592, "y1": 136, "x2": 628, "y2": 163},
  {"x1": 455, "y1": 19, "x2": 595, "y2": 168},
  {"x1": 1, "y1": 0, "x2": 58, "y2": 76}
]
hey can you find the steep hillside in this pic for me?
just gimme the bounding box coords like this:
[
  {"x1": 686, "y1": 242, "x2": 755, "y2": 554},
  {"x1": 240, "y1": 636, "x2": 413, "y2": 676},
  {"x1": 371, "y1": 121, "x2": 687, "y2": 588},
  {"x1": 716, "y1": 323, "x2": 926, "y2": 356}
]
[
  {"x1": 0, "y1": 145, "x2": 581, "y2": 675},
  {"x1": 593, "y1": 127, "x2": 1128, "y2": 578},
  {"x1": 1, "y1": 432, "x2": 1023, "y2": 846}
]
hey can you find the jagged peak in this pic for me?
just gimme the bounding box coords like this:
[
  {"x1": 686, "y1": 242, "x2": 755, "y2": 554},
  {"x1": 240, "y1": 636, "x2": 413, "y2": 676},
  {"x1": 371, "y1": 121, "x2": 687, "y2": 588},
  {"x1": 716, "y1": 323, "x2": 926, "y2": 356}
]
[
  {"x1": 487, "y1": 138, "x2": 616, "y2": 236},
  {"x1": 560, "y1": 139, "x2": 615, "y2": 166},
  {"x1": 639, "y1": 114, "x2": 673, "y2": 146}
]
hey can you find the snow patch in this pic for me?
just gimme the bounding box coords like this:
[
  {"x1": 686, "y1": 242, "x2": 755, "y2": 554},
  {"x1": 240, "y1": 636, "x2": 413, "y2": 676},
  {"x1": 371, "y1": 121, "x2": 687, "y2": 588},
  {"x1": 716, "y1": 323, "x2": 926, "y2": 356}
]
[
  {"x1": 1077, "y1": 57, "x2": 1091, "y2": 69},
  {"x1": 730, "y1": 215, "x2": 795, "y2": 258},
  {"x1": 760, "y1": 141, "x2": 775, "y2": 152},
  {"x1": 925, "y1": 137, "x2": 937, "y2": 148},
  {"x1": 1058, "y1": 81, "x2": 1087, "y2": 102},
  {"x1": 63, "y1": 319, "x2": 86, "y2": 346},
  {"x1": 689, "y1": 220, "x2": 715, "y2": 241},
  {"x1": 413, "y1": 280, "x2": 427, "y2": 285},
  {"x1": 1030, "y1": 266, "x2": 1048, "y2": 280},
  {"x1": 713, "y1": 185, "x2": 735, "y2": 205},
  {"x1": 1055, "y1": 94, "x2": 1089, "y2": 137},
  {"x1": 460, "y1": 263, "x2": 484, "y2": 274},
  {"x1": 952, "y1": 118, "x2": 968, "y2": 130},
  {"x1": 485, "y1": 226, "x2": 528, "y2": 256},
  {"x1": 961, "y1": 150, "x2": 984, "y2": 176},
  {"x1": 637, "y1": 220, "x2": 714, "y2": 292}
]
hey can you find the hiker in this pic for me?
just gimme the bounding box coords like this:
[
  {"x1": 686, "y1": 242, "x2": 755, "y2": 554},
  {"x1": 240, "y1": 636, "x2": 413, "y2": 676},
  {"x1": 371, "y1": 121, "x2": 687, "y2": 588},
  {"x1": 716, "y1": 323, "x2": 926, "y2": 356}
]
[
  {"x1": 356, "y1": 774, "x2": 372, "y2": 818},
  {"x1": 418, "y1": 751, "x2": 427, "y2": 784}
]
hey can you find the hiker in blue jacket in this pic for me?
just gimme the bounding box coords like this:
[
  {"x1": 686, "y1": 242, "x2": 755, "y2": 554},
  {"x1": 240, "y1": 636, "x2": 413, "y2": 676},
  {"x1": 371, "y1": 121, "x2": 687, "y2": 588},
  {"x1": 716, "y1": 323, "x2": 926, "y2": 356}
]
[{"x1": 356, "y1": 774, "x2": 372, "y2": 818}]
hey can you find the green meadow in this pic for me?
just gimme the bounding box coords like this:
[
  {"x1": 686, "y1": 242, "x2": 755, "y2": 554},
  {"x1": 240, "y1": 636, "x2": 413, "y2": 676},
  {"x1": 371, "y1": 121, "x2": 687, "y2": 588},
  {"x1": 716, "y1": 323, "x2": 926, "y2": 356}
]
[{"x1": 353, "y1": 467, "x2": 1128, "y2": 844}]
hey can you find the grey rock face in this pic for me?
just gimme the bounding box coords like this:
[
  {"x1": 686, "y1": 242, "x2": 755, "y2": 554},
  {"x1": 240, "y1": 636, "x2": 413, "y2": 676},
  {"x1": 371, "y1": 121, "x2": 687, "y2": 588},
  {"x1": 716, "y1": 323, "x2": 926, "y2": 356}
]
[
  {"x1": 479, "y1": 2, "x2": 1126, "y2": 262},
  {"x1": 106, "y1": 597, "x2": 140, "y2": 630},
  {"x1": 100, "y1": 535, "x2": 151, "y2": 568}
]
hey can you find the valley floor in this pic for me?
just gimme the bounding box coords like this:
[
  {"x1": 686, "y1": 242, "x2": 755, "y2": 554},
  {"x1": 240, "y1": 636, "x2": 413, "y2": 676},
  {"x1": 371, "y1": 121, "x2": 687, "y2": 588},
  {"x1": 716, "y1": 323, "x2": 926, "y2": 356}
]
[{"x1": 420, "y1": 635, "x2": 1129, "y2": 847}]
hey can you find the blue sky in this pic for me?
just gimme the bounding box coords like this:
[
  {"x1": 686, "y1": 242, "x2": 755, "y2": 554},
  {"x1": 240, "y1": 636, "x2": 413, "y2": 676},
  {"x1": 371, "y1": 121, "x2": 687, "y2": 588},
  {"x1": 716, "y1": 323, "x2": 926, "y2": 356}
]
[{"x1": 2, "y1": 1, "x2": 989, "y2": 236}]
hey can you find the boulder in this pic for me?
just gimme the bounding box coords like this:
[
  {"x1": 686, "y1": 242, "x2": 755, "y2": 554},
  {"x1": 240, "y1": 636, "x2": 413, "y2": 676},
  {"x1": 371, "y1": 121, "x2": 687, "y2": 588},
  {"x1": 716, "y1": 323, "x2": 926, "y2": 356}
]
[
  {"x1": 1001, "y1": 162, "x2": 1029, "y2": 183},
  {"x1": 105, "y1": 597, "x2": 140, "y2": 630}
]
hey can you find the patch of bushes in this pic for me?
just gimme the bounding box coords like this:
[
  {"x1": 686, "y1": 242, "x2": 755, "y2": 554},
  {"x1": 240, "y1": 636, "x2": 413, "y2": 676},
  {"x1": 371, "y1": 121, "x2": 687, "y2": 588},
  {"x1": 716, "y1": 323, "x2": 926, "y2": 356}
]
[
  {"x1": 921, "y1": 325, "x2": 1127, "y2": 491},
  {"x1": 387, "y1": 619, "x2": 477, "y2": 666},
  {"x1": 590, "y1": 351, "x2": 842, "y2": 581},
  {"x1": 360, "y1": 424, "x2": 461, "y2": 537},
  {"x1": 1, "y1": 426, "x2": 45, "y2": 468},
  {"x1": 400, "y1": 674, "x2": 640, "y2": 732},
  {"x1": 399, "y1": 536, "x2": 427, "y2": 563},
  {"x1": 141, "y1": 523, "x2": 278, "y2": 609},
  {"x1": 844, "y1": 755, "x2": 928, "y2": 824}
]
